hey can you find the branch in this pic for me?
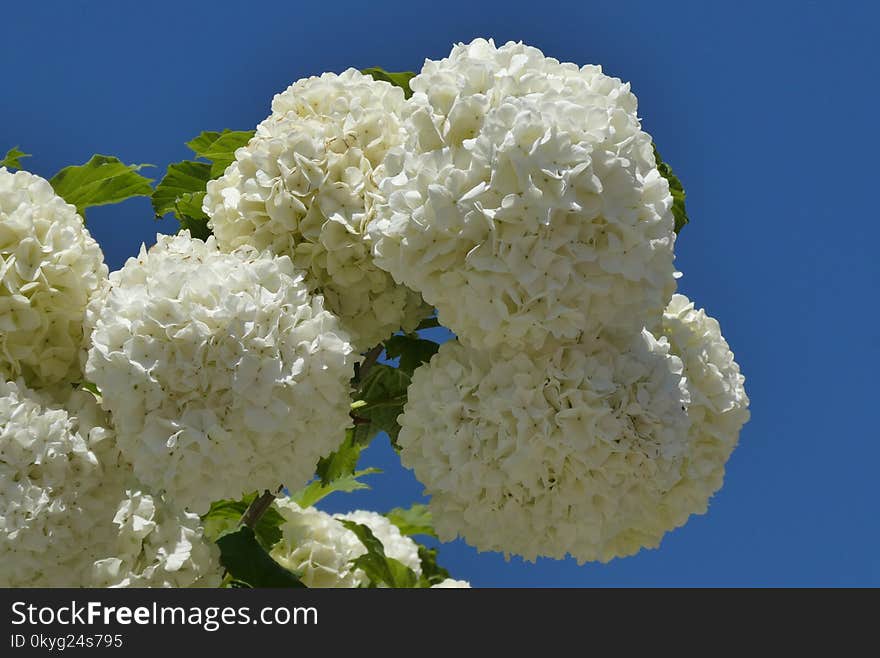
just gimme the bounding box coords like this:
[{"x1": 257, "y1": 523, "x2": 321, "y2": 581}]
[
  {"x1": 415, "y1": 316, "x2": 440, "y2": 331},
  {"x1": 239, "y1": 487, "x2": 280, "y2": 529},
  {"x1": 355, "y1": 344, "x2": 383, "y2": 384}
]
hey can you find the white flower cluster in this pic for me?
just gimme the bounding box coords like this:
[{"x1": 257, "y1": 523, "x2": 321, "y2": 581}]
[
  {"x1": 431, "y1": 578, "x2": 471, "y2": 588},
  {"x1": 86, "y1": 232, "x2": 355, "y2": 513},
  {"x1": 398, "y1": 333, "x2": 693, "y2": 563},
  {"x1": 0, "y1": 381, "x2": 220, "y2": 587},
  {"x1": 205, "y1": 69, "x2": 430, "y2": 349},
  {"x1": 0, "y1": 168, "x2": 108, "y2": 387},
  {"x1": 0, "y1": 380, "x2": 116, "y2": 586},
  {"x1": 656, "y1": 294, "x2": 751, "y2": 520},
  {"x1": 368, "y1": 39, "x2": 677, "y2": 351},
  {"x1": 271, "y1": 499, "x2": 422, "y2": 587},
  {"x1": 92, "y1": 490, "x2": 221, "y2": 588},
  {"x1": 389, "y1": 40, "x2": 749, "y2": 565}
]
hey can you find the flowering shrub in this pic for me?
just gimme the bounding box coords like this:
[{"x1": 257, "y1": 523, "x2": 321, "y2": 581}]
[{"x1": 0, "y1": 38, "x2": 747, "y2": 588}]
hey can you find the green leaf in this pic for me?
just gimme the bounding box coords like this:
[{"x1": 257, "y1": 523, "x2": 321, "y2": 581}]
[
  {"x1": 151, "y1": 160, "x2": 212, "y2": 218},
  {"x1": 1, "y1": 147, "x2": 30, "y2": 170},
  {"x1": 176, "y1": 213, "x2": 212, "y2": 240},
  {"x1": 352, "y1": 364, "x2": 411, "y2": 447},
  {"x1": 290, "y1": 468, "x2": 380, "y2": 509},
  {"x1": 78, "y1": 381, "x2": 101, "y2": 396},
  {"x1": 417, "y1": 546, "x2": 451, "y2": 587},
  {"x1": 151, "y1": 160, "x2": 213, "y2": 238},
  {"x1": 339, "y1": 521, "x2": 418, "y2": 588},
  {"x1": 150, "y1": 130, "x2": 253, "y2": 238},
  {"x1": 384, "y1": 334, "x2": 439, "y2": 377},
  {"x1": 385, "y1": 503, "x2": 437, "y2": 539},
  {"x1": 216, "y1": 526, "x2": 306, "y2": 588},
  {"x1": 316, "y1": 428, "x2": 363, "y2": 484},
  {"x1": 362, "y1": 68, "x2": 416, "y2": 99},
  {"x1": 185, "y1": 129, "x2": 254, "y2": 175},
  {"x1": 415, "y1": 316, "x2": 440, "y2": 331},
  {"x1": 653, "y1": 144, "x2": 689, "y2": 233},
  {"x1": 49, "y1": 155, "x2": 154, "y2": 217},
  {"x1": 201, "y1": 493, "x2": 285, "y2": 550}
]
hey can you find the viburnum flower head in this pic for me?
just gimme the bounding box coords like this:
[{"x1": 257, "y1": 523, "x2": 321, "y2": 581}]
[
  {"x1": 0, "y1": 379, "x2": 221, "y2": 588},
  {"x1": 0, "y1": 381, "x2": 123, "y2": 586},
  {"x1": 431, "y1": 578, "x2": 471, "y2": 588},
  {"x1": 0, "y1": 167, "x2": 108, "y2": 387},
  {"x1": 92, "y1": 490, "x2": 221, "y2": 588},
  {"x1": 204, "y1": 69, "x2": 430, "y2": 349},
  {"x1": 397, "y1": 332, "x2": 694, "y2": 563},
  {"x1": 369, "y1": 39, "x2": 677, "y2": 350},
  {"x1": 271, "y1": 499, "x2": 422, "y2": 587},
  {"x1": 657, "y1": 294, "x2": 750, "y2": 521},
  {"x1": 86, "y1": 232, "x2": 355, "y2": 513}
]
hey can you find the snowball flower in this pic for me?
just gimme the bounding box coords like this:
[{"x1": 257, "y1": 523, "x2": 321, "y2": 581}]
[
  {"x1": 271, "y1": 499, "x2": 422, "y2": 587},
  {"x1": 0, "y1": 167, "x2": 108, "y2": 386},
  {"x1": 369, "y1": 39, "x2": 677, "y2": 350},
  {"x1": 656, "y1": 294, "x2": 750, "y2": 523},
  {"x1": 271, "y1": 500, "x2": 365, "y2": 588},
  {"x1": 397, "y1": 331, "x2": 693, "y2": 564},
  {"x1": 204, "y1": 69, "x2": 430, "y2": 349},
  {"x1": 92, "y1": 490, "x2": 221, "y2": 588},
  {"x1": 86, "y1": 232, "x2": 355, "y2": 513},
  {"x1": 431, "y1": 578, "x2": 471, "y2": 588},
  {"x1": 0, "y1": 380, "x2": 121, "y2": 586}
]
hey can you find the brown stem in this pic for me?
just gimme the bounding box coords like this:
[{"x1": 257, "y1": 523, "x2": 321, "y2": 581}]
[
  {"x1": 240, "y1": 487, "x2": 280, "y2": 529},
  {"x1": 415, "y1": 316, "x2": 440, "y2": 331},
  {"x1": 355, "y1": 344, "x2": 383, "y2": 383}
]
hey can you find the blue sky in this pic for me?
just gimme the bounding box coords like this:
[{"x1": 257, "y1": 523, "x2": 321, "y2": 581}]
[{"x1": 3, "y1": 1, "x2": 877, "y2": 586}]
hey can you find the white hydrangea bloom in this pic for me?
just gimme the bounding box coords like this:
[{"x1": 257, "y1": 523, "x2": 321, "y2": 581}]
[
  {"x1": 92, "y1": 490, "x2": 221, "y2": 588},
  {"x1": 271, "y1": 499, "x2": 422, "y2": 587},
  {"x1": 85, "y1": 232, "x2": 355, "y2": 513},
  {"x1": 0, "y1": 167, "x2": 108, "y2": 387},
  {"x1": 431, "y1": 578, "x2": 471, "y2": 588},
  {"x1": 397, "y1": 333, "x2": 694, "y2": 564},
  {"x1": 204, "y1": 69, "x2": 431, "y2": 349},
  {"x1": 0, "y1": 380, "x2": 122, "y2": 586},
  {"x1": 657, "y1": 294, "x2": 750, "y2": 523},
  {"x1": 271, "y1": 500, "x2": 365, "y2": 588},
  {"x1": 369, "y1": 39, "x2": 677, "y2": 351},
  {"x1": 334, "y1": 509, "x2": 422, "y2": 576},
  {"x1": 0, "y1": 380, "x2": 220, "y2": 588}
]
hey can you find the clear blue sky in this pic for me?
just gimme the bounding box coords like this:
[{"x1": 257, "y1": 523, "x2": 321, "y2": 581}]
[{"x1": 4, "y1": 1, "x2": 877, "y2": 586}]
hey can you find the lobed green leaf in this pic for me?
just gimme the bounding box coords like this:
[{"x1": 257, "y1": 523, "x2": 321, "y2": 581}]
[
  {"x1": 315, "y1": 428, "x2": 363, "y2": 484},
  {"x1": 385, "y1": 503, "x2": 437, "y2": 538},
  {"x1": 415, "y1": 316, "x2": 441, "y2": 331},
  {"x1": 201, "y1": 492, "x2": 285, "y2": 550},
  {"x1": 384, "y1": 334, "x2": 439, "y2": 377},
  {"x1": 151, "y1": 160, "x2": 212, "y2": 219},
  {"x1": 1, "y1": 147, "x2": 30, "y2": 170},
  {"x1": 290, "y1": 468, "x2": 381, "y2": 509},
  {"x1": 216, "y1": 526, "x2": 305, "y2": 588},
  {"x1": 653, "y1": 144, "x2": 689, "y2": 233},
  {"x1": 361, "y1": 67, "x2": 416, "y2": 99},
  {"x1": 185, "y1": 129, "x2": 254, "y2": 175},
  {"x1": 49, "y1": 155, "x2": 154, "y2": 218},
  {"x1": 417, "y1": 546, "x2": 451, "y2": 587},
  {"x1": 351, "y1": 364, "x2": 411, "y2": 447},
  {"x1": 339, "y1": 521, "x2": 418, "y2": 588}
]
